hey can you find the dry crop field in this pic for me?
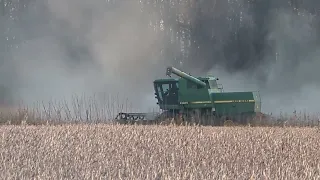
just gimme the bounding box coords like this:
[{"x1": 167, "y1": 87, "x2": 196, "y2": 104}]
[{"x1": 1, "y1": 124, "x2": 320, "y2": 180}]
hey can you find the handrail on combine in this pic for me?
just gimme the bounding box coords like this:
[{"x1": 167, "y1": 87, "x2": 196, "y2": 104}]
[{"x1": 166, "y1": 66, "x2": 206, "y2": 88}]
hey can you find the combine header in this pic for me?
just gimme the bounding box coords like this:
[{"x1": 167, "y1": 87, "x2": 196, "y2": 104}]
[{"x1": 115, "y1": 66, "x2": 263, "y2": 126}]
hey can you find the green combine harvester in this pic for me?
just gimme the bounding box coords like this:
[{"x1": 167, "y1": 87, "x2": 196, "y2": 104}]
[{"x1": 116, "y1": 66, "x2": 264, "y2": 126}]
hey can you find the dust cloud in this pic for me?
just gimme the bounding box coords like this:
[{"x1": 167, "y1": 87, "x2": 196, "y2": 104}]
[
  {"x1": 2, "y1": 0, "x2": 167, "y2": 114},
  {"x1": 1, "y1": 0, "x2": 320, "y2": 117},
  {"x1": 258, "y1": 9, "x2": 320, "y2": 114}
]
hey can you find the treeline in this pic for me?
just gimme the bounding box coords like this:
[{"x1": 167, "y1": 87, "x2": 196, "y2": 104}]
[
  {"x1": 1, "y1": 0, "x2": 320, "y2": 69},
  {"x1": 139, "y1": 0, "x2": 320, "y2": 72}
]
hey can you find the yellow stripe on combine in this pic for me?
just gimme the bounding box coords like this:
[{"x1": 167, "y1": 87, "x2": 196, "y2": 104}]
[
  {"x1": 180, "y1": 100, "x2": 255, "y2": 104},
  {"x1": 180, "y1": 101, "x2": 211, "y2": 104},
  {"x1": 190, "y1": 101, "x2": 212, "y2": 104},
  {"x1": 214, "y1": 100, "x2": 255, "y2": 103}
]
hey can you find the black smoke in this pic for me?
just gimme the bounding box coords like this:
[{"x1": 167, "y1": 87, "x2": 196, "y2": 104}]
[{"x1": 180, "y1": 0, "x2": 320, "y2": 74}]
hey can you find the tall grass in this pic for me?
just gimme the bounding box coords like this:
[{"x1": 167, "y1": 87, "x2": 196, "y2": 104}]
[
  {"x1": 0, "y1": 93, "x2": 145, "y2": 125},
  {"x1": 0, "y1": 93, "x2": 319, "y2": 127}
]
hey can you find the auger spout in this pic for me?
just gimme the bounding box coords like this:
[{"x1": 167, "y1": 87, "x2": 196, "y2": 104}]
[{"x1": 166, "y1": 66, "x2": 206, "y2": 87}]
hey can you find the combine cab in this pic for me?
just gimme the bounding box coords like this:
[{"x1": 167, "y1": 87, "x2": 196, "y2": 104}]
[{"x1": 116, "y1": 66, "x2": 264, "y2": 126}]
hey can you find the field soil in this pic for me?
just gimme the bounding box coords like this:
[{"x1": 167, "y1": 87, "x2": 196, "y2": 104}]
[{"x1": 1, "y1": 124, "x2": 320, "y2": 179}]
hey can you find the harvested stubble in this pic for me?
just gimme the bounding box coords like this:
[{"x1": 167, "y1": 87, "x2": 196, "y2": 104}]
[{"x1": 1, "y1": 124, "x2": 320, "y2": 179}]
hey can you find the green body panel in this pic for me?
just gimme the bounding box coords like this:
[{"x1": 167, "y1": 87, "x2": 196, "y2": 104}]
[
  {"x1": 178, "y1": 78, "x2": 213, "y2": 109},
  {"x1": 210, "y1": 92, "x2": 256, "y2": 116},
  {"x1": 211, "y1": 92, "x2": 254, "y2": 101}
]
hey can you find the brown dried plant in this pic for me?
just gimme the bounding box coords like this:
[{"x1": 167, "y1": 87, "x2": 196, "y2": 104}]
[
  {"x1": 0, "y1": 95, "x2": 320, "y2": 179},
  {"x1": 0, "y1": 124, "x2": 320, "y2": 179}
]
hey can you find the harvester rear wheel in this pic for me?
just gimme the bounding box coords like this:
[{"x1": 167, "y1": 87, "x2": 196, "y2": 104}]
[{"x1": 224, "y1": 120, "x2": 234, "y2": 127}]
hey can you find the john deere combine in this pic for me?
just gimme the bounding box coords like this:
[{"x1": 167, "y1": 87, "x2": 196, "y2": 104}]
[{"x1": 116, "y1": 66, "x2": 262, "y2": 126}]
